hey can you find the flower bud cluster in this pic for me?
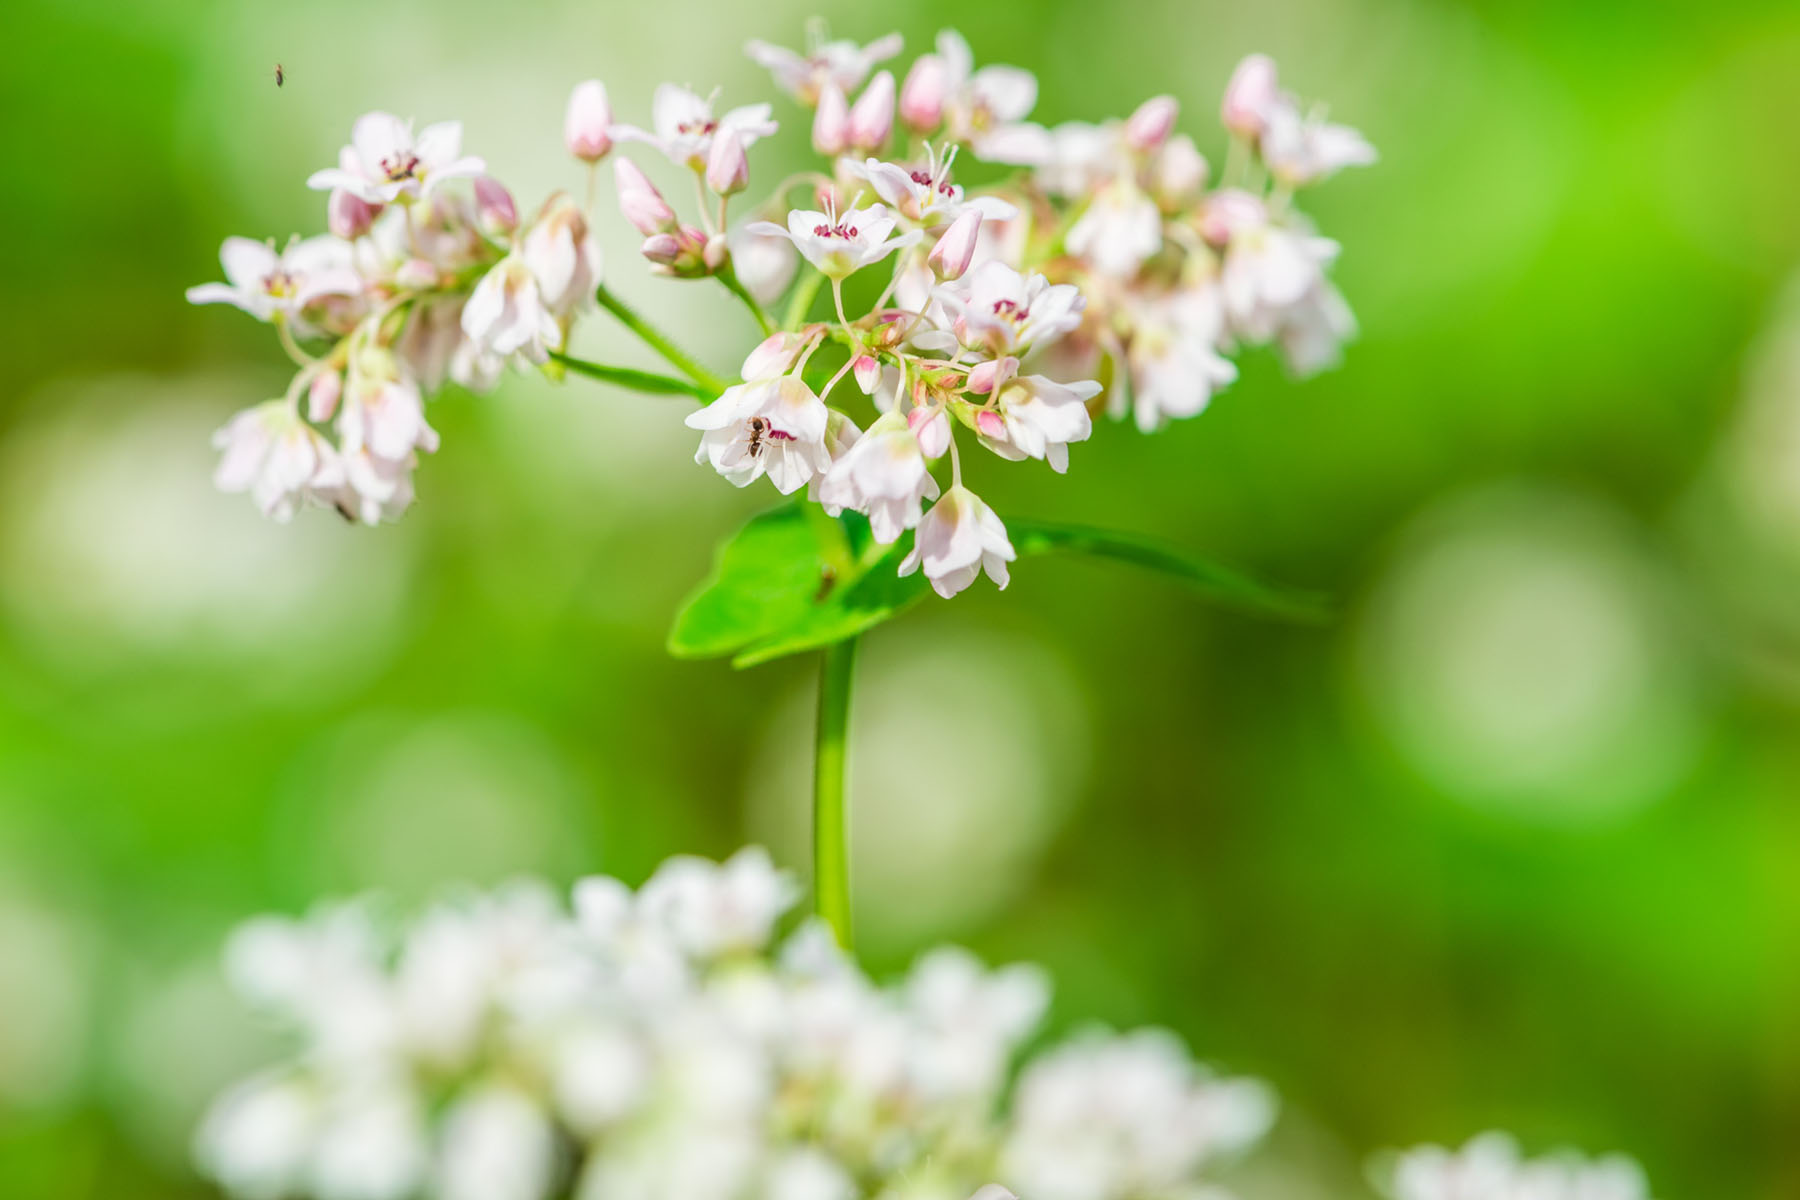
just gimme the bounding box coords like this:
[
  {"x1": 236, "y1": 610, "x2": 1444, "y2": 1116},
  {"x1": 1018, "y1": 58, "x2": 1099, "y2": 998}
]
[{"x1": 195, "y1": 849, "x2": 1274, "y2": 1200}]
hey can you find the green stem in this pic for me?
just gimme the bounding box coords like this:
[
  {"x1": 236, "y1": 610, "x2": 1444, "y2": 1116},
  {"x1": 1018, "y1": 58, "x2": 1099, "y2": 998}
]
[
  {"x1": 813, "y1": 636, "x2": 857, "y2": 949},
  {"x1": 549, "y1": 351, "x2": 714, "y2": 401},
  {"x1": 593, "y1": 285, "x2": 732, "y2": 394},
  {"x1": 718, "y1": 266, "x2": 776, "y2": 338},
  {"x1": 783, "y1": 270, "x2": 827, "y2": 332}
]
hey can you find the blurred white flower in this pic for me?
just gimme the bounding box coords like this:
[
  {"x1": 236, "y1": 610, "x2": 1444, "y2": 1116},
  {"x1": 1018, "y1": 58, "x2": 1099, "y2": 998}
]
[{"x1": 1384, "y1": 1132, "x2": 1652, "y2": 1200}]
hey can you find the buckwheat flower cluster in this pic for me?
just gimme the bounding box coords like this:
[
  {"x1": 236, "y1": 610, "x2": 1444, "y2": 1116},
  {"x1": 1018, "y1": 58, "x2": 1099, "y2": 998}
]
[
  {"x1": 189, "y1": 24, "x2": 1370, "y2": 600},
  {"x1": 190, "y1": 111, "x2": 601, "y2": 523},
  {"x1": 1382, "y1": 1132, "x2": 1654, "y2": 1200},
  {"x1": 195, "y1": 849, "x2": 1273, "y2": 1200}
]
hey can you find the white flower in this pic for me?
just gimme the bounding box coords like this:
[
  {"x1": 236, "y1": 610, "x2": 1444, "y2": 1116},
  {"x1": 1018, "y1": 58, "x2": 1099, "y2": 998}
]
[
  {"x1": 1207, "y1": 190, "x2": 1339, "y2": 339},
  {"x1": 341, "y1": 349, "x2": 438, "y2": 466},
  {"x1": 435, "y1": 1087, "x2": 557, "y2": 1200},
  {"x1": 1386, "y1": 1133, "x2": 1652, "y2": 1200},
  {"x1": 1123, "y1": 287, "x2": 1236, "y2": 432},
  {"x1": 846, "y1": 156, "x2": 1018, "y2": 226},
  {"x1": 745, "y1": 32, "x2": 904, "y2": 104},
  {"x1": 1000, "y1": 1030, "x2": 1275, "y2": 1200},
  {"x1": 1065, "y1": 177, "x2": 1163, "y2": 277},
  {"x1": 1258, "y1": 97, "x2": 1376, "y2": 188},
  {"x1": 816, "y1": 411, "x2": 941, "y2": 542},
  {"x1": 613, "y1": 84, "x2": 778, "y2": 171},
  {"x1": 461, "y1": 258, "x2": 559, "y2": 361},
  {"x1": 899, "y1": 485, "x2": 1015, "y2": 598},
  {"x1": 309, "y1": 1083, "x2": 429, "y2": 1200},
  {"x1": 728, "y1": 224, "x2": 800, "y2": 306},
  {"x1": 306, "y1": 112, "x2": 485, "y2": 205},
  {"x1": 522, "y1": 193, "x2": 601, "y2": 317},
  {"x1": 686, "y1": 376, "x2": 834, "y2": 494},
  {"x1": 974, "y1": 375, "x2": 1098, "y2": 472},
  {"x1": 1276, "y1": 281, "x2": 1357, "y2": 377},
  {"x1": 637, "y1": 846, "x2": 798, "y2": 958},
  {"x1": 747, "y1": 203, "x2": 918, "y2": 281},
  {"x1": 194, "y1": 1072, "x2": 319, "y2": 1200},
  {"x1": 940, "y1": 260, "x2": 1086, "y2": 358},
  {"x1": 212, "y1": 401, "x2": 347, "y2": 522},
  {"x1": 187, "y1": 236, "x2": 361, "y2": 327}
]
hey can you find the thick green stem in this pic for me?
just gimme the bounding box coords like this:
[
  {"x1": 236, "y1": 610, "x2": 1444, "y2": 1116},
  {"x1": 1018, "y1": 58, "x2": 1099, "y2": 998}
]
[
  {"x1": 813, "y1": 637, "x2": 857, "y2": 949},
  {"x1": 549, "y1": 352, "x2": 713, "y2": 401},
  {"x1": 783, "y1": 270, "x2": 827, "y2": 332},
  {"x1": 718, "y1": 266, "x2": 776, "y2": 338},
  {"x1": 593, "y1": 285, "x2": 732, "y2": 394}
]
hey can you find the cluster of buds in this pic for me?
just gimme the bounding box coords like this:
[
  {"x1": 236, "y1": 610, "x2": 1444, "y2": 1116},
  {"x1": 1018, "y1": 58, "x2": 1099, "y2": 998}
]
[
  {"x1": 191, "y1": 110, "x2": 600, "y2": 522},
  {"x1": 195, "y1": 849, "x2": 1274, "y2": 1200},
  {"x1": 190, "y1": 24, "x2": 1371, "y2": 600}
]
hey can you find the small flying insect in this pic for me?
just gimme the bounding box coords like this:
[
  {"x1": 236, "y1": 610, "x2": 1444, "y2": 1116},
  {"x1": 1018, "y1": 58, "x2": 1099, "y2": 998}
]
[{"x1": 273, "y1": 63, "x2": 285, "y2": 87}]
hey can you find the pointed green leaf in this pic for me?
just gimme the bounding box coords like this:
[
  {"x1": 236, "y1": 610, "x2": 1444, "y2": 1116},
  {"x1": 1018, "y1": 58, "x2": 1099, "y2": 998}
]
[
  {"x1": 666, "y1": 506, "x2": 835, "y2": 659},
  {"x1": 1008, "y1": 518, "x2": 1331, "y2": 623},
  {"x1": 731, "y1": 545, "x2": 930, "y2": 667}
]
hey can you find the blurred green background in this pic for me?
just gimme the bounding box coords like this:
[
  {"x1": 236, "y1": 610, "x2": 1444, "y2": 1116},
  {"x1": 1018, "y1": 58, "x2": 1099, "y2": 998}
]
[{"x1": 4, "y1": 0, "x2": 1800, "y2": 1196}]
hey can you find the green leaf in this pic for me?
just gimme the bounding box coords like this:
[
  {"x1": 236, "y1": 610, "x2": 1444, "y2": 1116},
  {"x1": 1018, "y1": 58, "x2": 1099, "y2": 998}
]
[
  {"x1": 666, "y1": 506, "x2": 834, "y2": 659},
  {"x1": 1008, "y1": 518, "x2": 1332, "y2": 623},
  {"x1": 669, "y1": 505, "x2": 1329, "y2": 671}
]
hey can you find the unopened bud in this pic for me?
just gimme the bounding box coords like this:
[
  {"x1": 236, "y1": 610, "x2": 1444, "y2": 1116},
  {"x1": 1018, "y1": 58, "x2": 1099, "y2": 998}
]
[
  {"x1": 975, "y1": 408, "x2": 1006, "y2": 439},
  {"x1": 900, "y1": 54, "x2": 950, "y2": 132},
  {"x1": 1221, "y1": 54, "x2": 1278, "y2": 140},
  {"x1": 615, "y1": 158, "x2": 677, "y2": 235},
  {"x1": 852, "y1": 354, "x2": 881, "y2": 395},
  {"x1": 565, "y1": 80, "x2": 614, "y2": 163},
  {"x1": 1125, "y1": 95, "x2": 1179, "y2": 153},
  {"x1": 848, "y1": 70, "x2": 895, "y2": 153},
  {"x1": 908, "y1": 406, "x2": 951, "y2": 457},
  {"x1": 703, "y1": 232, "x2": 729, "y2": 272},
  {"x1": 328, "y1": 189, "x2": 377, "y2": 240},
  {"x1": 812, "y1": 82, "x2": 850, "y2": 155},
  {"x1": 473, "y1": 176, "x2": 518, "y2": 237},
  {"x1": 1152, "y1": 135, "x2": 1209, "y2": 209},
  {"x1": 706, "y1": 129, "x2": 749, "y2": 196},
  {"x1": 965, "y1": 355, "x2": 1017, "y2": 395},
  {"x1": 307, "y1": 370, "x2": 343, "y2": 423},
  {"x1": 927, "y1": 209, "x2": 981, "y2": 282}
]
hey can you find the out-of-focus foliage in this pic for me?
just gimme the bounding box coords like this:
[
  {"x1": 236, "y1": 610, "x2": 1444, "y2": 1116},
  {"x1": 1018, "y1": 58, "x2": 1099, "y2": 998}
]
[{"x1": 3, "y1": 0, "x2": 1799, "y2": 1197}]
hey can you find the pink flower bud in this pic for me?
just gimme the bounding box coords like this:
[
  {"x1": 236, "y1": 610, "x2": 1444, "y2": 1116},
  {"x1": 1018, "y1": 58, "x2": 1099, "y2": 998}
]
[
  {"x1": 927, "y1": 209, "x2": 981, "y2": 282},
  {"x1": 1152, "y1": 135, "x2": 1208, "y2": 209},
  {"x1": 965, "y1": 356, "x2": 1017, "y2": 395},
  {"x1": 1221, "y1": 54, "x2": 1279, "y2": 140},
  {"x1": 307, "y1": 370, "x2": 343, "y2": 423},
  {"x1": 852, "y1": 354, "x2": 880, "y2": 395},
  {"x1": 900, "y1": 54, "x2": 950, "y2": 132},
  {"x1": 328, "y1": 189, "x2": 377, "y2": 240},
  {"x1": 614, "y1": 158, "x2": 676, "y2": 235},
  {"x1": 742, "y1": 332, "x2": 804, "y2": 381},
  {"x1": 848, "y1": 70, "x2": 895, "y2": 153},
  {"x1": 395, "y1": 257, "x2": 437, "y2": 291},
  {"x1": 640, "y1": 233, "x2": 683, "y2": 265},
  {"x1": 473, "y1": 176, "x2": 518, "y2": 237},
  {"x1": 975, "y1": 408, "x2": 1006, "y2": 439},
  {"x1": 565, "y1": 80, "x2": 614, "y2": 163},
  {"x1": 705, "y1": 129, "x2": 749, "y2": 196},
  {"x1": 908, "y1": 406, "x2": 951, "y2": 458},
  {"x1": 1125, "y1": 95, "x2": 1179, "y2": 153},
  {"x1": 812, "y1": 82, "x2": 850, "y2": 156}
]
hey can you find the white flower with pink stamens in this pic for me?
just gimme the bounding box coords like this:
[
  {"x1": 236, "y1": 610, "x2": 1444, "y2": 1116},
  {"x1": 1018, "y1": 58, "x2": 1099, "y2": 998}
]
[
  {"x1": 686, "y1": 376, "x2": 833, "y2": 494},
  {"x1": 908, "y1": 30, "x2": 1053, "y2": 165},
  {"x1": 612, "y1": 85, "x2": 778, "y2": 171},
  {"x1": 939, "y1": 260, "x2": 1086, "y2": 358},
  {"x1": 1123, "y1": 287, "x2": 1237, "y2": 431},
  {"x1": 186, "y1": 236, "x2": 361, "y2": 327},
  {"x1": 306, "y1": 112, "x2": 485, "y2": 205},
  {"x1": 747, "y1": 202, "x2": 918, "y2": 281},
  {"x1": 974, "y1": 375, "x2": 1099, "y2": 473},
  {"x1": 846, "y1": 150, "x2": 1018, "y2": 226}
]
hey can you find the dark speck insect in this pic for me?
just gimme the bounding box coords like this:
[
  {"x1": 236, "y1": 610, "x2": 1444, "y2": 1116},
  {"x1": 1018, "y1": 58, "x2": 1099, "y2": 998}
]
[
  {"x1": 274, "y1": 63, "x2": 285, "y2": 87},
  {"x1": 746, "y1": 415, "x2": 772, "y2": 458}
]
